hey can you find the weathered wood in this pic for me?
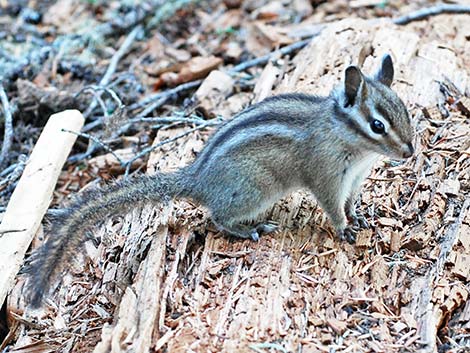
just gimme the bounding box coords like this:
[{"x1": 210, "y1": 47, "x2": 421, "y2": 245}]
[
  {"x1": 0, "y1": 110, "x2": 84, "y2": 307},
  {"x1": 93, "y1": 127, "x2": 207, "y2": 352},
  {"x1": 93, "y1": 205, "x2": 170, "y2": 353}
]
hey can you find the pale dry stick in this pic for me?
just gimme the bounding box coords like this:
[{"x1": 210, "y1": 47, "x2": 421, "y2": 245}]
[
  {"x1": 0, "y1": 110, "x2": 84, "y2": 307},
  {"x1": 392, "y1": 4, "x2": 470, "y2": 25},
  {"x1": 0, "y1": 85, "x2": 13, "y2": 169}
]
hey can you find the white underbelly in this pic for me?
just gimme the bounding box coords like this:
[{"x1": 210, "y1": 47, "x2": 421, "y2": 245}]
[{"x1": 339, "y1": 154, "x2": 378, "y2": 205}]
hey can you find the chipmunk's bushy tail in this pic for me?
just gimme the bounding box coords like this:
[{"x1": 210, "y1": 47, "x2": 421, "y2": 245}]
[{"x1": 23, "y1": 173, "x2": 188, "y2": 308}]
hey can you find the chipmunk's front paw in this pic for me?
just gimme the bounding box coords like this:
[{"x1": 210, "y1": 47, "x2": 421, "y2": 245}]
[
  {"x1": 350, "y1": 213, "x2": 369, "y2": 229},
  {"x1": 337, "y1": 227, "x2": 357, "y2": 244}
]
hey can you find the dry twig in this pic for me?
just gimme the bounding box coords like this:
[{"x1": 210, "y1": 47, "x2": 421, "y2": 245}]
[
  {"x1": 131, "y1": 115, "x2": 217, "y2": 125},
  {"x1": 0, "y1": 85, "x2": 13, "y2": 169},
  {"x1": 128, "y1": 79, "x2": 203, "y2": 111},
  {"x1": 84, "y1": 25, "x2": 143, "y2": 118},
  {"x1": 62, "y1": 129, "x2": 124, "y2": 165},
  {"x1": 393, "y1": 4, "x2": 470, "y2": 25},
  {"x1": 229, "y1": 37, "x2": 317, "y2": 73}
]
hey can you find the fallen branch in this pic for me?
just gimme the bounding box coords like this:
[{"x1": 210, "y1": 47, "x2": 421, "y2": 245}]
[
  {"x1": 0, "y1": 110, "x2": 84, "y2": 307},
  {"x1": 393, "y1": 4, "x2": 470, "y2": 25},
  {"x1": 128, "y1": 79, "x2": 203, "y2": 111},
  {"x1": 229, "y1": 37, "x2": 317, "y2": 73},
  {"x1": 0, "y1": 85, "x2": 14, "y2": 169}
]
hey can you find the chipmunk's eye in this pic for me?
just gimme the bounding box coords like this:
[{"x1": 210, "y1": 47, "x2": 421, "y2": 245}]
[{"x1": 370, "y1": 119, "x2": 385, "y2": 134}]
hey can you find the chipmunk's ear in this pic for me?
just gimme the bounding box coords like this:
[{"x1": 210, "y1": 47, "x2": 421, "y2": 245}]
[
  {"x1": 376, "y1": 54, "x2": 394, "y2": 87},
  {"x1": 344, "y1": 66, "x2": 364, "y2": 107}
]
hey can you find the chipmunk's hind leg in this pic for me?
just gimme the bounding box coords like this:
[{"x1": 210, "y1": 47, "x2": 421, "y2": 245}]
[
  {"x1": 212, "y1": 220, "x2": 260, "y2": 241},
  {"x1": 212, "y1": 220, "x2": 279, "y2": 242}
]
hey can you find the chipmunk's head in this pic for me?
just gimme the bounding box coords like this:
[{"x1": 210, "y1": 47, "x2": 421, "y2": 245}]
[{"x1": 335, "y1": 54, "x2": 414, "y2": 160}]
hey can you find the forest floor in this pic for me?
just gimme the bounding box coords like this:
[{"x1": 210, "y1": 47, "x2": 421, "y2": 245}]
[{"x1": 0, "y1": 0, "x2": 469, "y2": 352}]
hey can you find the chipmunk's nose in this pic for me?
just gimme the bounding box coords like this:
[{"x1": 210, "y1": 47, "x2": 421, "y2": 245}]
[{"x1": 402, "y1": 142, "x2": 414, "y2": 158}]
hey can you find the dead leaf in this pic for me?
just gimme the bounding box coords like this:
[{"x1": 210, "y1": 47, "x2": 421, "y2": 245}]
[{"x1": 160, "y1": 56, "x2": 223, "y2": 86}]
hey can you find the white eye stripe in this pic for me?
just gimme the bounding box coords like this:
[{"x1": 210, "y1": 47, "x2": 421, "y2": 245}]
[
  {"x1": 370, "y1": 108, "x2": 390, "y2": 133},
  {"x1": 345, "y1": 108, "x2": 381, "y2": 141}
]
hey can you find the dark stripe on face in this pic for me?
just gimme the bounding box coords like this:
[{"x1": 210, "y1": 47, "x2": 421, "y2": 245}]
[
  {"x1": 375, "y1": 104, "x2": 394, "y2": 127},
  {"x1": 333, "y1": 105, "x2": 379, "y2": 146},
  {"x1": 384, "y1": 132, "x2": 403, "y2": 151}
]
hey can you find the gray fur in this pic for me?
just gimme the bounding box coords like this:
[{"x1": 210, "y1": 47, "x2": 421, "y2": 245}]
[{"x1": 24, "y1": 56, "x2": 414, "y2": 307}]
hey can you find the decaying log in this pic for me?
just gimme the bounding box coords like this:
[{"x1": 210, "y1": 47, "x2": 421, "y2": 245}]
[{"x1": 0, "y1": 110, "x2": 84, "y2": 307}]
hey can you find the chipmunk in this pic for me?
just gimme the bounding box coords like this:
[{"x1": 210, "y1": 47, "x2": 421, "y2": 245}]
[{"x1": 24, "y1": 54, "x2": 414, "y2": 307}]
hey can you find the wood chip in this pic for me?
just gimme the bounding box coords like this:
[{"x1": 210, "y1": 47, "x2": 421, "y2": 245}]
[
  {"x1": 253, "y1": 62, "x2": 280, "y2": 103},
  {"x1": 355, "y1": 229, "x2": 373, "y2": 247},
  {"x1": 390, "y1": 232, "x2": 401, "y2": 252},
  {"x1": 440, "y1": 179, "x2": 461, "y2": 197},
  {"x1": 452, "y1": 253, "x2": 470, "y2": 280},
  {"x1": 422, "y1": 105, "x2": 444, "y2": 120},
  {"x1": 378, "y1": 217, "x2": 399, "y2": 227},
  {"x1": 456, "y1": 97, "x2": 470, "y2": 117},
  {"x1": 327, "y1": 317, "x2": 347, "y2": 335}
]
